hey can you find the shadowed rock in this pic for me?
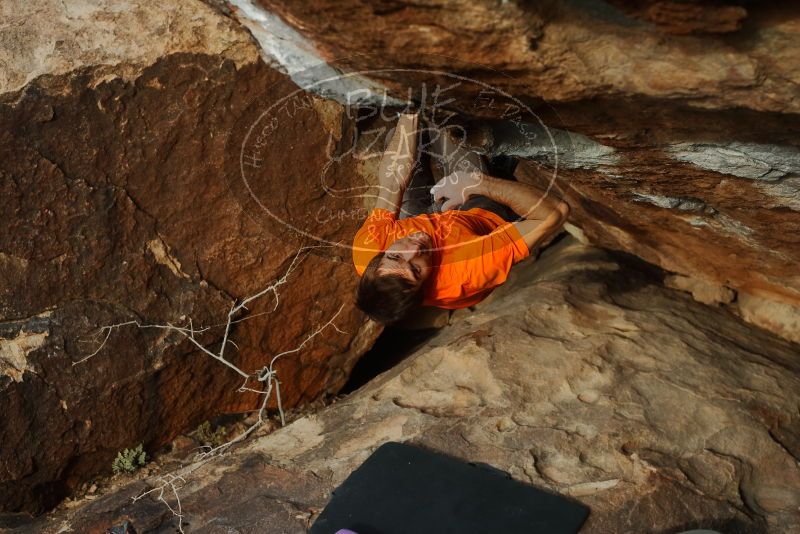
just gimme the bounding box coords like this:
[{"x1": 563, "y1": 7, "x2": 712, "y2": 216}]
[
  {"x1": 21, "y1": 238, "x2": 799, "y2": 532},
  {"x1": 0, "y1": 0, "x2": 380, "y2": 513}
]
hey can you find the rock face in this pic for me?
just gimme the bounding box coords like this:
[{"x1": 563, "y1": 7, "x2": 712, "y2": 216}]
[
  {"x1": 241, "y1": 0, "x2": 800, "y2": 314},
  {"x1": 4, "y1": 0, "x2": 800, "y2": 521},
  {"x1": 24, "y1": 238, "x2": 800, "y2": 533},
  {"x1": 0, "y1": 0, "x2": 380, "y2": 513}
]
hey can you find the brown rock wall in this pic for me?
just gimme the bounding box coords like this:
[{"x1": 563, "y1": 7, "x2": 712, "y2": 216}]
[{"x1": 0, "y1": 16, "x2": 377, "y2": 516}]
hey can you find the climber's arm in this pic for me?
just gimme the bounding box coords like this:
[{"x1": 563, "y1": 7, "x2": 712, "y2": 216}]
[
  {"x1": 472, "y1": 175, "x2": 569, "y2": 251},
  {"x1": 510, "y1": 203, "x2": 570, "y2": 251},
  {"x1": 374, "y1": 112, "x2": 419, "y2": 214},
  {"x1": 432, "y1": 171, "x2": 569, "y2": 251},
  {"x1": 472, "y1": 174, "x2": 566, "y2": 222}
]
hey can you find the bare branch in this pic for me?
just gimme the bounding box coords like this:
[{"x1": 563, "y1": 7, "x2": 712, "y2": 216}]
[
  {"x1": 132, "y1": 473, "x2": 187, "y2": 533},
  {"x1": 79, "y1": 245, "x2": 348, "y2": 532}
]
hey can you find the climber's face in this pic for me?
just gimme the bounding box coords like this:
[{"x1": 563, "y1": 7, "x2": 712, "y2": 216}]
[{"x1": 378, "y1": 232, "x2": 434, "y2": 287}]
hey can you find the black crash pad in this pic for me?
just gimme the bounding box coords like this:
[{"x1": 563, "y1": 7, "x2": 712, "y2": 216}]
[{"x1": 311, "y1": 441, "x2": 589, "y2": 534}]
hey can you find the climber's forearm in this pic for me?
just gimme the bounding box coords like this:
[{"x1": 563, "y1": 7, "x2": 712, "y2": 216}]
[
  {"x1": 374, "y1": 181, "x2": 403, "y2": 213},
  {"x1": 375, "y1": 113, "x2": 419, "y2": 213},
  {"x1": 472, "y1": 174, "x2": 570, "y2": 251},
  {"x1": 472, "y1": 174, "x2": 565, "y2": 221}
]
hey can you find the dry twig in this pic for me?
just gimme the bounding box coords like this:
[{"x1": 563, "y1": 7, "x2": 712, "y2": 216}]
[{"x1": 78, "y1": 245, "x2": 347, "y2": 530}]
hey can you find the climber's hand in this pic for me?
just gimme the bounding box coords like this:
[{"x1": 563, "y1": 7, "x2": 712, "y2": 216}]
[{"x1": 431, "y1": 170, "x2": 484, "y2": 211}]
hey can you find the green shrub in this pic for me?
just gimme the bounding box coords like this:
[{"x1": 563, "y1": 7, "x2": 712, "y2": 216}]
[
  {"x1": 112, "y1": 443, "x2": 148, "y2": 475},
  {"x1": 194, "y1": 420, "x2": 228, "y2": 448}
]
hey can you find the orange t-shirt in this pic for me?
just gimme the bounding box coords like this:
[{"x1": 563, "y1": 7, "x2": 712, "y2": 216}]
[{"x1": 352, "y1": 207, "x2": 530, "y2": 309}]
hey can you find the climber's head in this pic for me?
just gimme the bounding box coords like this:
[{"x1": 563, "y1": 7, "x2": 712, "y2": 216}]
[{"x1": 356, "y1": 232, "x2": 434, "y2": 324}]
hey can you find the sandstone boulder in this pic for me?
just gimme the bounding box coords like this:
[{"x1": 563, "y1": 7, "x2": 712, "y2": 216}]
[{"x1": 23, "y1": 238, "x2": 800, "y2": 532}]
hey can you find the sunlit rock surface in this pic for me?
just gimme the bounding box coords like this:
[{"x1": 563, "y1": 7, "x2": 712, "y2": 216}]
[{"x1": 24, "y1": 238, "x2": 800, "y2": 533}]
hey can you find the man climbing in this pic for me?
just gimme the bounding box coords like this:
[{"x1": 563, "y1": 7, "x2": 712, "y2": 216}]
[{"x1": 352, "y1": 111, "x2": 569, "y2": 324}]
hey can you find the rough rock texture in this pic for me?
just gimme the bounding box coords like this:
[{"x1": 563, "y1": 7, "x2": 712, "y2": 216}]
[
  {"x1": 5, "y1": 0, "x2": 800, "y2": 521},
  {"x1": 243, "y1": 0, "x2": 800, "y2": 314},
  {"x1": 737, "y1": 293, "x2": 800, "y2": 346},
  {"x1": 664, "y1": 273, "x2": 736, "y2": 306},
  {"x1": 0, "y1": 0, "x2": 380, "y2": 513},
  {"x1": 22, "y1": 238, "x2": 800, "y2": 533}
]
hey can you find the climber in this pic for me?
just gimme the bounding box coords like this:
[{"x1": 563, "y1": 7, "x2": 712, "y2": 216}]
[{"x1": 352, "y1": 111, "x2": 569, "y2": 324}]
